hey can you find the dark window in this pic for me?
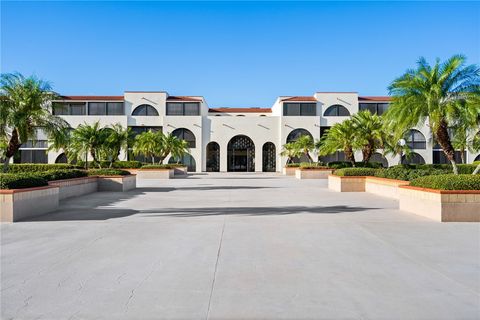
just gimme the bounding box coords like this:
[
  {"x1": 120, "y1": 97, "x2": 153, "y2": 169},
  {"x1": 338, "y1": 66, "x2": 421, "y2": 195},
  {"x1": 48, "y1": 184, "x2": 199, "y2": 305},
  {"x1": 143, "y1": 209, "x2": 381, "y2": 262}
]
[
  {"x1": 15, "y1": 139, "x2": 49, "y2": 164},
  {"x1": 166, "y1": 102, "x2": 200, "y2": 116},
  {"x1": 359, "y1": 103, "x2": 389, "y2": 115},
  {"x1": 88, "y1": 102, "x2": 106, "y2": 115},
  {"x1": 323, "y1": 104, "x2": 350, "y2": 117},
  {"x1": 370, "y1": 152, "x2": 389, "y2": 167},
  {"x1": 262, "y1": 142, "x2": 276, "y2": 172},
  {"x1": 286, "y1": 129, "x2": 313, "y2": 143},
  {"x1": 53, "y1": 103, "x2": 86, "y2": 115},
  {"x1": 106, "y1": 102, "x2": 124, "y2": 115},
  {"x1": 206, "y1": 142, "x2": 220, "y2": 172},
  {"x1": 319, "y1": 151, "x2": 346, "y2": 164},
  {"x1": 406, "y1": 129, "x2": 426, "y2": 149},
  {"x1": 283, "y1": 103, "x2": 316, "y2": 116},
  {"x1": 132, "y1": 104, "x2": 159, "y2": 116},
  {"x1": 401, "y1": 153, "x2": 425, "y2": 165},
  {"x1": 20, "y1": 140, "x2": 48, "y2": 148},
  {"x1": 172, "y1": 128, "x2": 196, "y2": 148},
  {"x1": 168, "y1": 154, "x2": 196, "y2": 172},
  {"x1": 433, "y1": 151, "x2": 465, "y2": 164}
]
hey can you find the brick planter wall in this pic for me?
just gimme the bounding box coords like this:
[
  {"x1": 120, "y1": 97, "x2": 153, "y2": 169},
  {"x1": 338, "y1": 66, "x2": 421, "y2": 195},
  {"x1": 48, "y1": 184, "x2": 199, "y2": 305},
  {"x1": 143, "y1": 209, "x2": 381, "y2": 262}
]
[
  {"x1": 282, "y1": 167, "x2": 297, "y2": 176},
  {"x1": 365, "y1": 177, "x2": 410, "y2": 199},
  {"x1": 137, "y1": 169, "x2": 174, "y2": 179},
  {"x1": 295, "y1": 168, "x2": 334, "y2": 179},
  {"x1": 48, "y1": 176, "x2": 98, "y2": 200},
  {"x1": 97, "y1": 175, "x2": 136, "y2": 192},
  {"x1": 328, "y1": 175, "x2": 366, "y2": 192}
]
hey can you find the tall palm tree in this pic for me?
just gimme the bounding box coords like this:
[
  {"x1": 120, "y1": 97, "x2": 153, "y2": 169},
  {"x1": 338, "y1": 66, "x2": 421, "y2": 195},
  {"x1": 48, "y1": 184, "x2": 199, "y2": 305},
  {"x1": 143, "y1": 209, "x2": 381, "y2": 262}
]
[
  {"x1": 280, "y1": 142, "x2": 301, "y2": 164},
  {"x1": 294, "y1": 135, "x2": 314, "y2": 163},
  {"x1": 132, "y1": 130, "x2": 161, "y2": 164},
  {"x1": 0, "y1": 73, "x2": 69, "y2": 172},
  {"x1": 70, "y1": 121, "x2": 107, "y2": 168},
  {"x1": 318, "y1": 120, "x2": 358, "y2": 166},
  {"x1": 386, "y1": 55, "x2": 480, "y2": 174},
  {"x1": 351, "y1": 110, "x2": 384, "y2": 164}
]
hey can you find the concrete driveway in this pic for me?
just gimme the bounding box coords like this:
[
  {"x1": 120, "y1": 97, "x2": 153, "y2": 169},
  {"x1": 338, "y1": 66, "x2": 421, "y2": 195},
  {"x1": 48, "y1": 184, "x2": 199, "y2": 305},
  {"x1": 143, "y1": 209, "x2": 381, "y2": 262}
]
[{"x1": 1, "y1": 173, "x2": 479, "y2": 319}]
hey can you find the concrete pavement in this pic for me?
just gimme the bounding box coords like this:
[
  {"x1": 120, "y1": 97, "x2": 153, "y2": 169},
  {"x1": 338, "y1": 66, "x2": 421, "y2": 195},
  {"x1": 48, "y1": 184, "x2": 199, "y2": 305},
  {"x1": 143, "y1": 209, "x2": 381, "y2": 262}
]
[{"x1": 1, "y1": 173, "x2": 479, "y2": 319}]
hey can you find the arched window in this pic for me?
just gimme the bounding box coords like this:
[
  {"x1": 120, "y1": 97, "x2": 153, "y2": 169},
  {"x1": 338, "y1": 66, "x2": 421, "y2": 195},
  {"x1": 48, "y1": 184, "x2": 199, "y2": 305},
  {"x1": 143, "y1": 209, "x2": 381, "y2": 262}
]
[
  {"x1": 168, "y1": 154, "x2": 196, "y2": 172},
  {"x1": 286, "y1": 128, "x2": 313, "y2": 143},
  {"x1": 370, "y1": 152, "x2": 388, "y2": 167},
  {"x1": 401, "y1": 152, "x2": 425, "y2": 165},
  {"x1": 206, "y1": 142, "x2": 220, "y2": 172},
  {"x1": 55, "y1": 153, "x2": 68, "y2": 164},
  {"x1": 262, "y1": 142, "x2": 276, "y2": 172},
  {"x1": 406, "y1": 129, "x2": 426, "y2": 149},
  {"x1": 475, "y1": 154, "x2": 480, "y2": 162},
  {"x1": 227, "y1": 135, "x2": 255, "y2": 172},
  {"x1": 132, "y1": 104, "x2": 159, "y2": 116},
  {"x1": 171, "y1": 128, "x2": 196, "y2": 148},
  {"x1": 323, "y1": 104, "x2": 350, "y2": 117}
]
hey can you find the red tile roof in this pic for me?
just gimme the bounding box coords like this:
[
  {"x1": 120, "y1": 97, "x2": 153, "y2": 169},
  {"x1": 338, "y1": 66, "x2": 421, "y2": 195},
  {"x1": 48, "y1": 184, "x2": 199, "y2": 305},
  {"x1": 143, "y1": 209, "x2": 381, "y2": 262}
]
[
  {"x1": 59, "y1": 95, "x2": 124, "y2": 101},
  {"x1": 167, "y1": 96, "x2": 203, "y2": 102},
  {"x1": 281, "y1": 96, "x2": 317, "y2": 102},
  {"x1": 358, "y1": 96, "x2": 392, "y2": 101},
  {"x1": 209, "y1": 108, "x2": 272, "y2": 113}
]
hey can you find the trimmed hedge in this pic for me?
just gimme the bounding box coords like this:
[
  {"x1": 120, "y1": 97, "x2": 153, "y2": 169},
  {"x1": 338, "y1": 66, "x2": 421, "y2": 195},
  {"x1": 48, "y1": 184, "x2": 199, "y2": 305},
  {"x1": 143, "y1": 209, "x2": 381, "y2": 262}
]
[
  {"x1": 87, "y1": 169, "x2": 130, "y2": 176},
  {"x1": 141, "y1": 164, "x2": 184, "y2": 169},
  {"x1": 37, "y1": 169, "x2": 87, "y2": 181},
  {"x1": 410, "y1": 174, "x2": 480, "y2": 190},
  {"x1": 0, "y1": 173, "x2": 48, "y2": 190},
  {"x1": 397, "y1": 164, "x2": 477, "y2": 174},
  {"x1": 77, "y1": 160, "x2": 143, "y2": 169},
  {"x1": 334, "y1": 168, "x2": 379, "y2": 177},
  {"x1": 285, "y1": 163, "x2": 301, "y2": 168},
  {"x1": 7, "y1": 163, "x2": 79, "y2": 173},
  {"x1": 327, "y1": 161, "x2": 384, "y2": 169},
  {"x1": 374, "y1": 165, "x2": 449, "y2": 181},
  {"x1": 299, "y1": 162, "x2": 329, "y2": 169}
]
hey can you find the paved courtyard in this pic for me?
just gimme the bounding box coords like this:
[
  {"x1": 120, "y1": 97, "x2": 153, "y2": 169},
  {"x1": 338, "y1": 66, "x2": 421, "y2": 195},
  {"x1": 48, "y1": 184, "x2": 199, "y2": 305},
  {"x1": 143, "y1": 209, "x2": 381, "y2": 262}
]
[{"x1": 1, "y1": 173, "x2": 479, "y2": 319}]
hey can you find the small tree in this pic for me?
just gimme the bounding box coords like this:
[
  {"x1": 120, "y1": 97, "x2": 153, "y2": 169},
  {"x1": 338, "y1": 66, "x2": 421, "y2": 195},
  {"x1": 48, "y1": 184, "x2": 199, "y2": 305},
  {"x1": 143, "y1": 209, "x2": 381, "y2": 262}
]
[
  {"x1": 352, "y1": 110, "x2": 384, "y2": 164},
  {"x1": 70, "y1": 121, "x2": 107, "y2": 168},
  {"x1": 170, "y1": 137, "x2": 189, "y2": 163},
  {"x1": 102, "y1": 124, "x2": 131, "y2": 167},
  {"x1": 280, "y1": 142, "x2": 301, "y2": 164},
  {"x1": 318, "y1": 120, "x2": 358, "y2": 166},
  {"x1": 381, "y1": 123, "x2": 412, "y2": 165},
  {"x1": 294, "y1": 135, "x2": 314, "y2": 163},
  {"x1": 132, "y1": 130, "x2": 161, "y2": 164}
]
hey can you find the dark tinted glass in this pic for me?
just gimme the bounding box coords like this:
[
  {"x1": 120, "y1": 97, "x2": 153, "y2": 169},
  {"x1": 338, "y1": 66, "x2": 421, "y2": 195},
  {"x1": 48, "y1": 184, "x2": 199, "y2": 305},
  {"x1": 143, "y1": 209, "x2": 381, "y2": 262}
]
[
  {"x1": 107, "y1": 102, "x2": 124, "y2": 115},
  {"x1": 53, "y1": 103, "x2": 68, "y2": 115},
  {"x1": 283, "y1": 103, "x2": 301, "y2": 116},
  {"x1": 301, "y1": 103, "x2": 316, "y2": 116},
  {"x1": 172, "y1": 128, "x2": 196, "y2": 148},
  {"x1": 166, "y1": 103, "x2": 184, "y2": 115},
  {"x1": 377, "y1": 103, "x2": 389, "y2": 115},
  {"x1": 88, "y1": 102, "x2": 106, "y2": 115},
  {"x1": 184, "y1": 103, "x2": 200, "y2": 115}
]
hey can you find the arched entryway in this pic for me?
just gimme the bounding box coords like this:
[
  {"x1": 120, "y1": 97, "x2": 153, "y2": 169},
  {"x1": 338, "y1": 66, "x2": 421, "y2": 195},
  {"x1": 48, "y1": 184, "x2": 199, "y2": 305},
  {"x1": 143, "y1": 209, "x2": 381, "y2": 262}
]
[
  {"x1": 286, "y1": 128, "x2": 313, "y2": 163},
  {"x1": 171, "y1": 128, "x2": 196, "y2": 148},
  {"x1": 206, "y1": 142, "x2": 220, "y2": 172},
  {"x1": 227, "y1": 135, "x2": 255, "y2": 172},
  {"x1": 401, "y1": 152, "x2": 426, "y2": 165},
  {"x1": 55, "y1": 153, "x2": 68, "y2": 163},
  {"x1": 168, "y1": 154, "x2": 196, "y2": 172},
  {"x1": 475, "y1": 154, "x2": 480, "y2": 162},
  {"x1": 262, "y1": 142, "x2": 276, "y2": 172},
  {"x1": 370, "y1": 152, "x2": 388, "y2": 167}
]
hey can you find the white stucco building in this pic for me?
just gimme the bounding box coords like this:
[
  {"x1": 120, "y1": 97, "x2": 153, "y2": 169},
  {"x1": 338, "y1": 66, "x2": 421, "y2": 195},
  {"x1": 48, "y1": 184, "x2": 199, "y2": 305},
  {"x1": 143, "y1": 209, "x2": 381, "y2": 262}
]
[{"x1": 16, "y1": 91, "x2": 480, "y2": 172}]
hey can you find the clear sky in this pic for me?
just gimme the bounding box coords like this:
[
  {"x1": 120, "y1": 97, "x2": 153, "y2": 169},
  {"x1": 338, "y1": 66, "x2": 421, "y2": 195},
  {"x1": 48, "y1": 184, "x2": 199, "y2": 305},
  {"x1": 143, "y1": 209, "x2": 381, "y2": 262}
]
[{"x1": 2, "y1": 1, "x2": 479, "y2": 108}]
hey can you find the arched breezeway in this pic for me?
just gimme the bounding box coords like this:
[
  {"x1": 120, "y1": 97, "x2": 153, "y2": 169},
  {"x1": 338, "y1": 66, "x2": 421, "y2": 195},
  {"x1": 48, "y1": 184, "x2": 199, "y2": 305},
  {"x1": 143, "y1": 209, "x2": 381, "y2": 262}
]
[
  {"x1": 227, "y1": 135, "x2": 255, "y2": 172},
  {"x1": 168, "y1": 154, "x2": 196, "y2": 172}
]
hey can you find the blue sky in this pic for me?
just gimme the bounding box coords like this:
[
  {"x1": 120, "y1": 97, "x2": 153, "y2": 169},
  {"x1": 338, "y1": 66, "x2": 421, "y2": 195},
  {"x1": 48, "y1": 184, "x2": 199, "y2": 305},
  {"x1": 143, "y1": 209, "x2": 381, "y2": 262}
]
[{"x1": 2, "y1": 1, "x2": 479, "y2": 108}]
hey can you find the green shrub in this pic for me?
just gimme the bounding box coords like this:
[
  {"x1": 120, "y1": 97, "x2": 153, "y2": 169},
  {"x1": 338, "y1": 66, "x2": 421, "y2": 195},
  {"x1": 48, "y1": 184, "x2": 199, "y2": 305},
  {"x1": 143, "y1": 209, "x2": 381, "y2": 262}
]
[
  {"x1": 77, "y1": 160, "x2": 144, "y2": 169},
  {"x1": 87, "y1": 169, "x2": 130, "y2": 176},
  {"x1": 410, "y1": 174, "x2": 480, "y2": 190},
  {"x1": 0, "y1": 173, "x2": 48, "y2": 189},
  {"x1": 299, "y1": 162, "x2": 329, "y2": 169},
  {"x1": 327, "y1": 161, "x2": 384, "y2": 169},
  {"x1": 334, "y1": 168, "x2": 378, "y2": 176},
  {"x1": 285, "y1": 163, "x2": 301, "y2": 168},
  {"x1": 374, "y1": 165, "x2": 448, "y2": 181},
  {"x1": 141, "y1": 164, "x2": 183, "y2": 169},
  {"x1": 7, "y1": 163, "x2": 79, "y2": 173},
  {"x1": 37, "y1": 169, "x2": 87, "y2": 181}
]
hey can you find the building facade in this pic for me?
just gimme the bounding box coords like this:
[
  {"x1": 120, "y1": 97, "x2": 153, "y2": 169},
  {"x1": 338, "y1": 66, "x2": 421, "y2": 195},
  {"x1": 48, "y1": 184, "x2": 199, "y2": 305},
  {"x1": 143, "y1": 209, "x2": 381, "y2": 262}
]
[{"x1": 17, "y1": 91, "x2": 480, "y2": 172}]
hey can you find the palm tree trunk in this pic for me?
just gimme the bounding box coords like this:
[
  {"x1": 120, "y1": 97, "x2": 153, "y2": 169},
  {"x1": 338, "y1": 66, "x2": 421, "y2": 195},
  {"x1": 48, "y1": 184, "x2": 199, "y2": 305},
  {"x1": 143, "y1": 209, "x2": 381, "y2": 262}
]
[
  {"x1": 473, "y1": 163, "x2": 480, "y2": 175},
  {"x1": 306, "y1": 151, "x2": 313, "y2": 163},
  {"x1": 3, "y1": 158, "x2": 10, "y2": 173},
  {"x1": 151, "y1": 155, "x2": 155, "y2": 164},
  {"x1": 3, "y1": 128, "x2": 21, "y2": 172},
  {"x1": 436, "y1": 119, "x2": 458, "y2": 175},
  {"x1": 460, "y1": 149, "x2": 465, "y2": 164},
  {"x1": 344, "y1": 147, "x2": 356, "y2": 167}
]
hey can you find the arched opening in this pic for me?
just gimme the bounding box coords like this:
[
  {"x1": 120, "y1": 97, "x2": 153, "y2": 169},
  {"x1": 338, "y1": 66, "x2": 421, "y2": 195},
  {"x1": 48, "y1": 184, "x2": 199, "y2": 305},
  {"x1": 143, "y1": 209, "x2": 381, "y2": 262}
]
[
  {"x1": 323, "y1": 104, "x2": 350, "y2": 116},
  {"x1": 55, "y1": 153, "x2": 68, "y2": 164},
  {"x1": 370, "y1": 152, "x2": 388, "y2": 167},
  {"x1": 168, "y1": 154, "x2": 196, "y2": 172},
  {"x1": 171, "y1": 128, "x2": 196, "y2": 148},
  {"x1": 401, "y1": 152, "x2": 426, "y2": 165},
  {"x1": 286, "y1": 128, "x2": 313, "y2": 163},
  {"x1": 475, "y1": 154, "x2": 480, "y2": 162},
  {"x1": 206, "y1": 142, "x2": 220, "y2": 172},
  {"x1": 406, "y1": 129, "x2": 426, "y2": 149},
  {"x1": 227, "y1": 135, "x2": 255, "y2": 172},
  {"x1": 262, "y1": 142, "x2": 276, "y2": 172},
  {"x1": 132, "y1": 104, "x2": 159, "y2": 116}
]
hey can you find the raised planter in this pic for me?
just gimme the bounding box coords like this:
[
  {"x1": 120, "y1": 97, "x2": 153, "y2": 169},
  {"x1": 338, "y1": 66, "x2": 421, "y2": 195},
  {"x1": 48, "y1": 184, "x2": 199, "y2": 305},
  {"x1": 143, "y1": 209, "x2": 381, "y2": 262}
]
[
  {"x1": 399, "y1": 186, "x2": 480, "y2": 222},
  {"x1": 137, "y1": 169, "x2": 174, "y2": 179},
  {"x1": 328, "y1": 175, "x2": 366, "y2": 192},
  {"x1": 173, "y1": 166, "x2": 188, "y2": 176},
  {"x1": 48, "y1": 176, "x2": 98, "y2": 200},
  {"x1": 0, "y1": 186, "x2": 59, "y2": 222},
  {"x1": 97, "y1": 175, "x2": 136, "y2": 192},
  {"x1": 282, "y1": 167, "x2": 298, "y2": 176},
  {"x1": 295, "y1": 168, "x2": 334, "y2": 179},
  {"x1": 365, "y1": 177, "x2": 410, "y2": 199}
]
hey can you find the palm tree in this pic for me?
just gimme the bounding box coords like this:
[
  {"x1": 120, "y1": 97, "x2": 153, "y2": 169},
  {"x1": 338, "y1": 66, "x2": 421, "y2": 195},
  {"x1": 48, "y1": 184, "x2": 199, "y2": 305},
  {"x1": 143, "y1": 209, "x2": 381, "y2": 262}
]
[
  {"x1": 280, "y1": 142, "x2": 301, "y2": 164},
  {"x1": 318, "y1": 120, "x2": 358, "y2": 166},
  {"x1": 294, "y1": 135, "x2": 314, "y2": 163},
  {"x1": 382, "y1": 126, "x2": 412, "y2": 165},
  {"x1": 70, "y1": 121, "x2": 107, "y2": 168},
  {"x1": 170, "y1": 137, "x2": 189, "y2": 163},
  {"x1": 351, "y1": 110, "x2": 384, "y2": 164},
  {"x1": 47, "y1": 126, "x2": 72, "y2": 163},
  {"x1": 471, "y1": 132, "x2": 480, "y2": 174},
  {"x1": 0, "y1": 73, "x2": 69, "y2": 172},
  {"x1": 132, "y1": 130, "x2": 160, "y2": 164},
  {"x1": 103, "y1": 124, "x2": 131, "y2": 167},
  {"x1": 386, "y1": 55, "x2": 480, "y2": 174}
]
